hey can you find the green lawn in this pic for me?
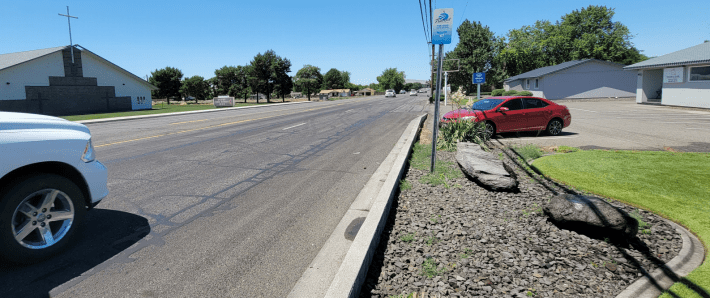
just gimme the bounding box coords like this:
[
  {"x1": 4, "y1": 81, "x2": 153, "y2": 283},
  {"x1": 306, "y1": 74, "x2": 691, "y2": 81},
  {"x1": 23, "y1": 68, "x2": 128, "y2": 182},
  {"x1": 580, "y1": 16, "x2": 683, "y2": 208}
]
[
  {"x1": 60, "y1": 103, "x2": 260, "y2": 121},
  {"x1": 533, "y1": 149, "x2": 710, "y2": 297}
]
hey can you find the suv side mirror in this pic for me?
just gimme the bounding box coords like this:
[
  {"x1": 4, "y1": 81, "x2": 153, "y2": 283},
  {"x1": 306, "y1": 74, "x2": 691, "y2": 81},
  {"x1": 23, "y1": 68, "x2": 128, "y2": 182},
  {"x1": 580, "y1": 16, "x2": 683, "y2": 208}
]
[{"x1": 498, "y1": 107, "x2": 510, "y2": 112}]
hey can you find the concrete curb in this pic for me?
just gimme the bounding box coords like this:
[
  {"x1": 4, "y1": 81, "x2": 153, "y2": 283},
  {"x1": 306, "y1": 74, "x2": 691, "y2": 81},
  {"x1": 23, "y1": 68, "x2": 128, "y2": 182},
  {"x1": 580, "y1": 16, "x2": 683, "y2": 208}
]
[
  {"x1": 75, "y1": 101, "x2": 314, "y2": 124},
  {"x1": 322, "y1": 114, "x2": 427, "y2": 298},
  {"x1": 615, "y1": 219, "x2": 706, "y2": 298}
]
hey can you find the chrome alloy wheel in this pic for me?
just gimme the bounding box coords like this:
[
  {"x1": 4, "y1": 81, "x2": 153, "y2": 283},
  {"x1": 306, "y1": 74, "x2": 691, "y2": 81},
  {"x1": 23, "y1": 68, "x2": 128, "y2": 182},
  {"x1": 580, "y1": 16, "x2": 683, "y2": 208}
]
[
  {"x1": 11, "y1": 189, "x2": 75, "y2": 249},
  {"x1": 548, "y1": 120, "x2": 563, "y2": 136}
]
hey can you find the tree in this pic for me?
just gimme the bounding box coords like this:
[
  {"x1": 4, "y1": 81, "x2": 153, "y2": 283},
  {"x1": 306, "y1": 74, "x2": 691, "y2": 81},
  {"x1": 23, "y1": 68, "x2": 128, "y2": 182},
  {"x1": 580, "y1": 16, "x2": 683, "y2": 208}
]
[
  {"x1": 214, "y1": 65, "x2": 251, "y2": 102},
  {"x1": 180, "y1": 76, "x2": 209, "y2": 103},
  {"x1": 555, "y1": 5, "x2": 647, "y2": 64},
  {"x1": 323, "y1": 68, "x2": 345, "y2": 89},
  {"x1": 250, "y1": 50, "x2": 280, "y2": 103},
  {"x1": 294, "y1": 65, "x2": 323, "y2": 101},
  {"x1": 443, "y1": 20, "x2": 501, "y2": 94},
  {"x1": 149, "y1": 67, "x2": 183, "y2": 104},
  {"x1": 274, "y1": 56, "x2": 293, "y2": 102},
  {"x1": 377, "y1": 68, "x2": 405, "y2": 93},
  {"x1": 500, "y1": 5, "x2": 647, "y2": 78},
  {"x1": 341, "y1": 71, "x2": 351, "y2": 86}
]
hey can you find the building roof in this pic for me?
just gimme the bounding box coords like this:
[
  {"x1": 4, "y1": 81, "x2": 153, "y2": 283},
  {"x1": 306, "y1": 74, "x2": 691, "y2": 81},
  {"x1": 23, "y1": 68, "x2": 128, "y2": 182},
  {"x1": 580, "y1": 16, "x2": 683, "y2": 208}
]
[
  {"x1": 0, "y1": 46, "x2": 67, "y2": 71},
  {"x1": 504, "y1": 59, "x2": 624, "y2": 82},
  {"x1": 624, "y1": 42, "x2": 710, "y2": 70},
  {"x1": 0, "y1": 45, "x2": 157, "y2": 90}
]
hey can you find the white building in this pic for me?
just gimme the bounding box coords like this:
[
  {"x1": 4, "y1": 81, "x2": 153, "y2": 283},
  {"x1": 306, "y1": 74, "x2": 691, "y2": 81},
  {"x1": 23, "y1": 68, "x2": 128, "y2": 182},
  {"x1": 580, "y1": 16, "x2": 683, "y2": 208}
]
[
  {"x1": 0, "y1": 45, "x2": 157, "y2": 115},
  {"x1": 624, "y1": 42, "x2": 710, "y2": 109}
]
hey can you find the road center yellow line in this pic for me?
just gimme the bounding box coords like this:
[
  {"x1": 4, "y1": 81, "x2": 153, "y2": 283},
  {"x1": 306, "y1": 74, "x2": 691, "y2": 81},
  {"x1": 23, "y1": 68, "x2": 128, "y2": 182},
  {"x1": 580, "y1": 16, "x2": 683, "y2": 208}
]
[{"x1": 94, "y1": 101, "x2": 367, "y2": 148}]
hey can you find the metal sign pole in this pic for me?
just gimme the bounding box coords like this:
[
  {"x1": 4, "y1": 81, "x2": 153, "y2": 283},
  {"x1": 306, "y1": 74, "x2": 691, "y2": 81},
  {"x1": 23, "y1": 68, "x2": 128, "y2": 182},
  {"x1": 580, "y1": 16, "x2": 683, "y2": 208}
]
[
  {"x1": 444, "y1": 72, "x2": 448, "y2": 106},
  {"x1": 477, "y1": 83, "x2": 481, "y2": 100},
  {"x1": 430, "y1": 44, "x2": 444, "y2": 173}
]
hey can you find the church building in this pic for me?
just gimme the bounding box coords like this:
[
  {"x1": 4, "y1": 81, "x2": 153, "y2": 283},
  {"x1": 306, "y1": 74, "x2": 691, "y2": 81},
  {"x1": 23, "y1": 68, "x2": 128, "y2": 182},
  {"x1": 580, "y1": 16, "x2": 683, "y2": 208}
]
[{"x1": 0, "y1": 45, "x2": 157, "y2": 116}]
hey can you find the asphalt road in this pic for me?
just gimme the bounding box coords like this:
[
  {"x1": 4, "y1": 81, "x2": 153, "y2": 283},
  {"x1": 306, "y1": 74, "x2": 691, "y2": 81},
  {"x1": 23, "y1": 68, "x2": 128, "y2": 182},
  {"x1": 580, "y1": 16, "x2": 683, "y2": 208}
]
[
  {"x1": 0, "y1": 95, "x2": 428, "y2": 298},
  {"x1": 491, "y1": 100, "x2": 710, "y2": 152}
]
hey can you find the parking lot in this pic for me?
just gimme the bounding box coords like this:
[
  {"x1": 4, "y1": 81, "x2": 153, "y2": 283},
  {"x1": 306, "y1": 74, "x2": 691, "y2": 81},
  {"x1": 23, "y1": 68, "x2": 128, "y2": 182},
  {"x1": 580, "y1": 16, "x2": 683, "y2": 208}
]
[{"x1": 492, "y1": 100, "x2": 710, "y2": 152}]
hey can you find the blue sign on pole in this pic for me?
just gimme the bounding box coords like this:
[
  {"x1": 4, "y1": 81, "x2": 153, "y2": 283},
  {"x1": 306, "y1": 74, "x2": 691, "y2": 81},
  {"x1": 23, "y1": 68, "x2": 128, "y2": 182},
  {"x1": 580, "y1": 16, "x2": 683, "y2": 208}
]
[
  {"x1": 432, "y1": 8, "x2": 454, "y2": 45},
  {"x1": 473, "y1": 72, "x2": 486, "y2": 84}
]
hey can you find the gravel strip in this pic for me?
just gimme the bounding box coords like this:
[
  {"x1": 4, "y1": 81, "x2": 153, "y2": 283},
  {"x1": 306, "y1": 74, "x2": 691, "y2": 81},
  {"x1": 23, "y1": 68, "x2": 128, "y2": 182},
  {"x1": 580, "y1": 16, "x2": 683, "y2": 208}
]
[{"x1": 359, "y1": 144, "x2": 683, "y2": 298}]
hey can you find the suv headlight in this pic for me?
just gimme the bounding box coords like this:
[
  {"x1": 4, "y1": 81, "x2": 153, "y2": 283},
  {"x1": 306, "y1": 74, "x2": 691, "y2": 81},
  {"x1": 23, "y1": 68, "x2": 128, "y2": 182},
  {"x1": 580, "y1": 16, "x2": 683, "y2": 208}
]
[
  {"x1": 81, "y1": 138, "x2": 96, "y2": 162},
  {"x1": 461, "y1": 116, "x2": 476, "y2": 121}
]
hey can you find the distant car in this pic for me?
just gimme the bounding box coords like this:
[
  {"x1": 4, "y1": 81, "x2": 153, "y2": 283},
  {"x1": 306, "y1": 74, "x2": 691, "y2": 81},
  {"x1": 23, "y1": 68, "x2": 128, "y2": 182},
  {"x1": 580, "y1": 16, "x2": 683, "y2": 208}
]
[
  {"x1": 410, "y1": 90, "x2": 418, "y2": 96},
  {"x1": 385, "y1": 89, "x2": 396, "y2": 97},
  {"x1": 0, "y1": 112, "x2": 108, "y2": 264},
  {"x1": 439, "y1": 96, "x2": 571, "y2": 138},
  {"x1": 418, "y1": 89, "x2": 427, "y2": 93},
  {"x1": 399, "y1": 90, "x2": 406, "y2": 94}
]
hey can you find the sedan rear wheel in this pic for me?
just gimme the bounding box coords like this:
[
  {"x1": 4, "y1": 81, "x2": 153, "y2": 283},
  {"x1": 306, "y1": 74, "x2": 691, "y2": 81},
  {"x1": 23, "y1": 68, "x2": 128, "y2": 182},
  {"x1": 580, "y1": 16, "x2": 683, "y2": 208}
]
[
  {"x1": 0, "y1": 174, "x2": 86, "y2": 264},
  {"x1": 546, "y1": 119, "x2": 563, "y2": 136}
]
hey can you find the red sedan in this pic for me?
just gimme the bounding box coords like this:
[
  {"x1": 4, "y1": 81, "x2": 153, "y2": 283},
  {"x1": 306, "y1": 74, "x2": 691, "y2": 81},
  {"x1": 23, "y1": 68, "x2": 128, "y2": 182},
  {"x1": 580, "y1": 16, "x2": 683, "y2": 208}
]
[{"x1": 440, "y1": 96, "x2": 571, "y2": 138}]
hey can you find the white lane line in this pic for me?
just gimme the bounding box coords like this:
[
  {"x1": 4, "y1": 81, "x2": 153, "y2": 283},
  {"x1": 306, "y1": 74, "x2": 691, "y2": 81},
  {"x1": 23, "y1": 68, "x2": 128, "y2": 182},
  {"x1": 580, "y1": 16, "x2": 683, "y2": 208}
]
[
  {"x1": 660, "y1": 122, "x2": 710, "y2": 124},
  {"x1": 568, "y1": 108, "x2": 598, "y2": 113},
  {"x1": 283, "y1": 122, "x2": 306, "y2": 130}
]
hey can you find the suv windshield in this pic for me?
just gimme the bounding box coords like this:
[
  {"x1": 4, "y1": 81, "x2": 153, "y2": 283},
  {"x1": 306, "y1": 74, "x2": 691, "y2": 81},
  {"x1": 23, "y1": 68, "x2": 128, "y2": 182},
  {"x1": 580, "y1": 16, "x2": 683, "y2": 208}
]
[
  {"x1": 386, "y1": 89, "x2": 394, "y2": 92},
  {"x1": 469, "y1": 99, "x2": 504, "y2": 111}
]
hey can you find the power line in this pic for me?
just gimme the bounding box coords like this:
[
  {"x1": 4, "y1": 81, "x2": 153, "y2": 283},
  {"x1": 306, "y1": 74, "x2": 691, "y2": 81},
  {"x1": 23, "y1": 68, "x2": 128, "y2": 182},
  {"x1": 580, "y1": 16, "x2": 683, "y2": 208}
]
[
  {"x1": 418, "y1": 0, "x2": 430, "y2": 43},
  {"x1": 429, "y1": 0, "x2": 432, "y2": 41}
]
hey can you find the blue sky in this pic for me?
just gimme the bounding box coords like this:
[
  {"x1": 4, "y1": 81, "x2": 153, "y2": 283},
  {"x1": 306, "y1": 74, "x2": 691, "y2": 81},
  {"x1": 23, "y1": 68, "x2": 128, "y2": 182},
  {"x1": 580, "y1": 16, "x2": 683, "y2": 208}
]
[{"x1": 2, "y1": 0, "x2": 708, "y2": 85}]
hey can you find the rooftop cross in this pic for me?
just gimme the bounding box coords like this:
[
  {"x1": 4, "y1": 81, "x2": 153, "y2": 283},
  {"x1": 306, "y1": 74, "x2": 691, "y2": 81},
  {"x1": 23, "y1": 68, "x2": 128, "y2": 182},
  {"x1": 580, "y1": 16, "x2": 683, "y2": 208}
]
[{"x1": 58, "y1": 6, "x2": 78, "y2": 63}]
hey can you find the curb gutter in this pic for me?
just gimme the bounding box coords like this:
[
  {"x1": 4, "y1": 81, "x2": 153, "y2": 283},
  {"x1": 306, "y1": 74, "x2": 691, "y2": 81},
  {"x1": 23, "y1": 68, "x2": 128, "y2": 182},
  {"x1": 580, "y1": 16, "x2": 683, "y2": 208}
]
[
  {"x1": 615, "y1": 219, "x2": 706, "y2": 298},
  {"x1": 75, "y1": 101, "x2": 313, "y2": 124},
  {"x1": 297, "y1": 114, "x2": 425, "y2": 298}
]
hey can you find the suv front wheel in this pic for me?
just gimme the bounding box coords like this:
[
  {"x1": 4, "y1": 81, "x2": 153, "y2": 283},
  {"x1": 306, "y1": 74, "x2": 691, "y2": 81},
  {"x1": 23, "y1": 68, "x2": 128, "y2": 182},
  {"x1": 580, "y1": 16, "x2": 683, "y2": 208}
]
[{"x1": 0, "y1": 174, "x2": 86, "y2": 264}]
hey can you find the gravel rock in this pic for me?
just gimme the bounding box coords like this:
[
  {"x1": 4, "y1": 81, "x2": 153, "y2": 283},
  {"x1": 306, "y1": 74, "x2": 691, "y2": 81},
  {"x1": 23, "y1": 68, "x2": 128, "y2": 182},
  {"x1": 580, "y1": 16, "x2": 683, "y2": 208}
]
[
  {"x1": 456, "y1": 142, "x2": 517, "y2": 191},
  {"x1": 359, "y1": 144, "x2": 683, "y2": 298},
  {"x1": 544, "y1": 194, "x2": 639, "y2": 237}
]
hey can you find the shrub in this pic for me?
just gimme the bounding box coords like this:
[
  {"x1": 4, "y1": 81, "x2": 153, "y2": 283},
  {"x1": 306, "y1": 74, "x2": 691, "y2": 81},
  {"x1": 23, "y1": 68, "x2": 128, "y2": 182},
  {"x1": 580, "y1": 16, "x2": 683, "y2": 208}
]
[
  {"x1": 491, "y1": 89, "x2": 505, "y2": 96},
  {"x1": 518, "y1": 91, "x2": 533, "y2": 96},
  {"x1": 512, "y1": 144, "x2": 544, "y2": 161},
  {"x1": 502, "y1": 90, "x2": 518, "y2": 96},
  {"x1": 437, "y1": 118, "x2": 488, "y2": 151}
]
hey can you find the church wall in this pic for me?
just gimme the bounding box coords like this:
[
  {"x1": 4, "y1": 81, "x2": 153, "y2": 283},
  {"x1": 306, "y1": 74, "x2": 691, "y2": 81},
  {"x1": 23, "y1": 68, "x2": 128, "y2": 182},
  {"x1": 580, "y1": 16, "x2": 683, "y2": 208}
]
[
  {"x1": 81, "y1": 52, "x2": 152, "y2": 110},
  {"x1": 0, "y1": 51, "x2": 64, "y2": 100}
]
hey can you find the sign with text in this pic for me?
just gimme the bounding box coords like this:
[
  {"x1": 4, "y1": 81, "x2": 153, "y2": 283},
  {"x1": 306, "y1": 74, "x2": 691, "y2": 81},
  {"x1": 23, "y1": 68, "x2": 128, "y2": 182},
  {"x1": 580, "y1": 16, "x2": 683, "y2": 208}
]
[
  {"x1": 432, "y1": 8, "x2": 453, "y2": 45},
  {"x1": 473, "y1": 72, "x2": 486, "y2": 84},
  {"x1": 663, "y1": 67, "x2": 684, "y2": 83},
  {"x1": 213, "y1": 96, "x2": 234, "y2": 107}
]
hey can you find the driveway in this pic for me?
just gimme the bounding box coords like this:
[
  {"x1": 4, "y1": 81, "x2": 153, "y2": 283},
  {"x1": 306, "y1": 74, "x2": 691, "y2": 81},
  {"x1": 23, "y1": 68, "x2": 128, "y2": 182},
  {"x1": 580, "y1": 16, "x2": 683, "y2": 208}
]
[{"x1": 492, "y1": 100, "x2": 710, "y2": 152}]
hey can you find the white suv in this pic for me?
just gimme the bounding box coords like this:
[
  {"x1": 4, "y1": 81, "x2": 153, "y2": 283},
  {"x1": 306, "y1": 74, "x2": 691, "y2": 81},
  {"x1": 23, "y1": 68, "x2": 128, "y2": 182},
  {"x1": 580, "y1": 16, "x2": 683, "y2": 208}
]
[
  {"x1": 0, "y1": 112, "x2": 108, "y2": 263},
  {"x1": 385, "y1": 89, "x2": 396, "y2": 97}
]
